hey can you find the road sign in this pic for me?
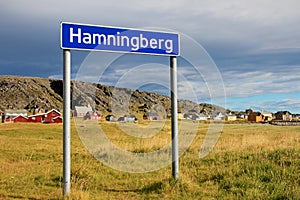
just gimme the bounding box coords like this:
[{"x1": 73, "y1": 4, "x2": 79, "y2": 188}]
[
  {"x1": 61, "y1": 22, "x2": 180, "y2": 196},
  {"x1": 60, "y1": 22, "x2": 179, "y2": 56}
]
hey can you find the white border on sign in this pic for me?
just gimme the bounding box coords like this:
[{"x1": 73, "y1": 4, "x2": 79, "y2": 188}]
[{"x1": 60, "y1": 21, "x2": 180, "y2": 57}]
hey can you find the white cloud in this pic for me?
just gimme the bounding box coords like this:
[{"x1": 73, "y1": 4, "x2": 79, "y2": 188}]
[
  {"x1": 2, "y1": 0, "x2": 300, "y2": 53},
  {"x1": 2, "y1": 0, "x2": 300, "y2": 112},
  {"x1": 223, "y1": 65, "x2": 300, "y2": 98},
  {"x1": 252, "y1": 98, "x2": 300, "y2": 113}
]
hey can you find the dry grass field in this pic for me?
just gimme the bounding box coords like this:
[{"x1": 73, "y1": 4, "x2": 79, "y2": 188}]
[{"x1": 0, "y1": 120, "x2": 299, "y2": 199}]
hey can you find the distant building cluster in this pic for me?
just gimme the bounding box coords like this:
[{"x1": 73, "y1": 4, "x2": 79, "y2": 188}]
[
  {"x1": 176, "y1": 108, "x2": 300, "y2": 123},
  {"x1": 1, "y1": 105, "x2": 299, "y2": 125},
  {"x1": 1, "y1": 109, "x2": 62, "y2": 123},
  {"x1": 246, "y1": 109, "x2": 298, "y2": 123}
]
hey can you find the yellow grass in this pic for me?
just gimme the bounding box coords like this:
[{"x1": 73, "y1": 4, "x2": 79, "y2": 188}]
[{"x1": 0, "y1": 121, "x2": 299, "y2": 199}]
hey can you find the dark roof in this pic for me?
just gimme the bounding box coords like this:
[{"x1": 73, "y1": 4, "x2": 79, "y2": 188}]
[
  {"x1": 275, "y1": 111, "x2": 292, "y2": 115},
  {"x1": 250, "y1": 112, "x2": 261, "y2": 116}
]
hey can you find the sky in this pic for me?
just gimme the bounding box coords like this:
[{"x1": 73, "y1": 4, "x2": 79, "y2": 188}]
[{"x1": 0, "y1": 0, "x2": 299, "y2": 113}]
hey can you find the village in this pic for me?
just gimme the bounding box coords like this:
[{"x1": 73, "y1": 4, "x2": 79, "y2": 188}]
[{"x1": 1, "y1": 104, "x2": 299, "y2": 124}]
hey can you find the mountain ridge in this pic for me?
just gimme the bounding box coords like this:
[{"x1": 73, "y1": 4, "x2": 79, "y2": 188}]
[{"x1": 0, "y1": 75, "x2": 226, "y2": 115}]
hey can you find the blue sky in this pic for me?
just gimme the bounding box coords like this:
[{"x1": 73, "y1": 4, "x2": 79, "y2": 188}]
[{"x1": 0, "y1": 0, "x2": 299, "y2": 113}]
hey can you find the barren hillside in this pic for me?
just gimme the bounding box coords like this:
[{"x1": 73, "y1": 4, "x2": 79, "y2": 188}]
[{"x1": 0, "y1": 76, "x2": 225, "y2": 115}]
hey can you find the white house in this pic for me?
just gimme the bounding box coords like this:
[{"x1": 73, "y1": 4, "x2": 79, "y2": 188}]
[
  {"x1": 74, "y1": 105, "x2": 93, "y2": 117},
  {"x1": 211, "y1": 112, "x2": 224, "y2": 120},
  {"x1": 196, "y1": 113, "x2": 208, "y2": 121}
]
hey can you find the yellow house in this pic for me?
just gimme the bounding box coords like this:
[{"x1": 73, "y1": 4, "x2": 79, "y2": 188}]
[
  {"x1": 261, "y1": 110, "x2": 273, "y2": 121},
  {"x1": 225, "y1": 115, "x2": 237, "y2": 121}
]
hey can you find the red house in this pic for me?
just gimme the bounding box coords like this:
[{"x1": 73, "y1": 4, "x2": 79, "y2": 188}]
[
  {"x1": 84, "y1": 111, "x2": 102, "y2": 120},
  {"x1": 27, "y1": 114, "x2": 44, "y2": 123},
  {"x1": 13, "y1": 115, "x2": 28, "y2": 122},
  {"x1": 43, "y1": 109, "x2": 61, "y2": 123},
  {"x1": 27, "y1": 109, "x2": 62, "y2": 123},
  {"x1": 53, "y1": 116, "x2": 63, "y2": 123}
]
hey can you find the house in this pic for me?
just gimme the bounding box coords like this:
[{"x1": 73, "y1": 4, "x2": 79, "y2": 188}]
[
  {"x1": 189, "y1": 113, "x2": 208, "y2": 121},
  {"x1": 143, "y1": 112, "x2": 160, "y2": 120},
  {"x1": 94, "y1": 111, "x2": 102, "y2": 119},
  {"x1": 236, "y1": 113, "x2": 246, "y2": 119},
  {"x1": 27, "y1": 109, "x2": 62, "y2": 123},
  {"x1": 105, "y1": 114, "x2": 115, "y2": 122},
  {"x1": 74, "y1": 105, "x2": 93, "y2": 117},
  {"x1": 211, "y1": 112, "x2": 224, "y2": 120},
  {"x1": 84, "y1": 111, "x2": 101, "y2": 120},
  {"x1": 184, "y1": 113, "x2": 208, "y2": 121},
  {"x1": 292, "y1": 114, "x2": 300, "y2": 121},
  {"x1": 225, "y1": 113, "x2": 237, "y2": 121},
  {"x1": 53, "y1": 116, "x2": 63, "y2": 123},
  {"x1": 4, "y1": 109, "x2": 28, "y2": 123},
  {"x1": 118, "y1": 115, "x2": 137, "y2": 122},
  {"x1": 245, "y1": 109, "x2": 252, "y2": 115},
  {"x1": 183, "y1": 113, "x2": 192, "y2": 120},
  {"x1": 43, "y1": 109, "x2": 62, "y2": 123},
  {"x1": 248, "y1": 110, "x2": 264, "y2": 122},
  {"x1": 261, "y1": 110, "x2": 273, "y2": 121},
  {"x1": 117, "y1": 116, "x2": 125, "y2": 122},
  {"x1": 13, "y1": 115, "x2": 28, "y2": 123},
  {"x1": 74, "y1": 105, "x2": 101, "y2": 120},
  {"x1": 275, "y1": 111, "x2": 292, "y2": 121},
  {"x1": 248, "y1": 109, "x2": 273, "y2": 122},
  {"x1": 27, "y1": 113, "x2": 44, "y2": 123},
  {"x1": 4, "y1": 109, "x2": 27, "y2": 118}
]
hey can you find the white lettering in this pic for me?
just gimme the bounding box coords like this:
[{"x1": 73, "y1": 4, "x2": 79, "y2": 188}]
[
  {"x1": 165, "y1": 40, "x2": 173, "y2": 53},
  {"x1": 116, "y1": 32, "x2": 121, "y2": 46},
  {"x1": 131, "y1": 37, "x2": 139, "y2": 50},
  {"x1": 68, "y1": 27, "x2": 175, "y2": 54},
  {"x1": 149, "y1": 38, "x2": 157, "y2": 49},
  {"x1": 107, "y1": 35, "x2": 116, "y2": 45},
  {"x1": 82, "y1": 33, "x2": 91, "y2": 44},
  {"x1": 121, "y1": 35, "x2": 129, "y2": 47},
  {"x1": 92, "y1": 33, "x2": 107, "y2": 45},
  {"x1": 158, "y1": 39, "x2": 164, "y2": 49},
  {"x1": 140, "y1": 34, "x2": 148, "y2": 48},
  {"x1": 70, "y1": 28, "x2": 81, "y2": 43}
]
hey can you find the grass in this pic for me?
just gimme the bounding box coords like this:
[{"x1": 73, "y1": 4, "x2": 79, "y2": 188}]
[{"x1": 0, "y1": 121, "x2": 299, "y2": 199}]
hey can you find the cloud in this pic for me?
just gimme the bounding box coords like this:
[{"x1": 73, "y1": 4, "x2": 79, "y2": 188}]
[
  {"x1": 224, "y1": 64, "x2": 300, "y2": 97},
  {"x1": 1, "y1": 0, "x2": 300, "y2": 112},
  {"x1": 250, "y1": 98, "x2": 300, "y2": 113}
]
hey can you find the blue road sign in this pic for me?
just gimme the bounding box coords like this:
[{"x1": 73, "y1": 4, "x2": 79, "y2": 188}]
[{"x1": 60, "y1": 22, "x2": 180, "y2": 56}]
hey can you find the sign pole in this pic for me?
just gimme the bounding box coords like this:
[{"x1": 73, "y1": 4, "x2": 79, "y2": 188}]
[
  {"x1": 170, "y1": 56, "x2": 179, "y2": 180},
  {"x1": 61, "y1": 22, "x2": 180, "y2": 192},
  {"x1": 63, "y1": 49, "x2": 71, "y2": 196}
]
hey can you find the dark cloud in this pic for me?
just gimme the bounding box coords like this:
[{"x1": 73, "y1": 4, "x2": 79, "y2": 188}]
[{"x1": 0, "y1": 0, "x2": 299, "y2": 112}]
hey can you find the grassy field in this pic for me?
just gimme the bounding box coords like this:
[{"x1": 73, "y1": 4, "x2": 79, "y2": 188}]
[{"x1": 0, "y1": 120, "x2": 299, "y2": 199}]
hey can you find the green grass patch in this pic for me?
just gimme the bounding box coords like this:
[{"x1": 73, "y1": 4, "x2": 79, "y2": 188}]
[{"x1": 0, "y1": 122, "x2": 299, "y2": 199}]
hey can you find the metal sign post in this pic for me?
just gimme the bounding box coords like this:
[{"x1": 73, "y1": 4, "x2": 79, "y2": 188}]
[
  {"x1": 170, "y1": 56, "x2": 179, "y2": 180},
  {"x1": 63, "y1": 49, "x2": 71, "y2": 195},
  {"x1": 60, "y1": 22, "x2": 180, "y2": 196}
]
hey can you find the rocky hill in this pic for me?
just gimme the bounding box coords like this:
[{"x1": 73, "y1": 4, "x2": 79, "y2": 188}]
[{"x1": 0, "y1": 76, "x2": 225, "y2": 115}]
